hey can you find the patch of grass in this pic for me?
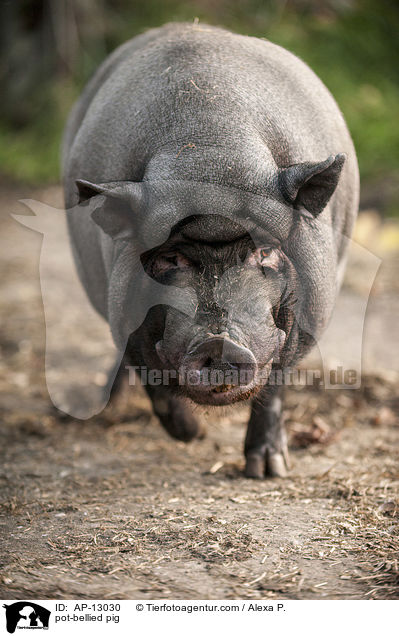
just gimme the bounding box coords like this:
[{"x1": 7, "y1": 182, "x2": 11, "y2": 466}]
[
  {"x1": 0, "y1": 79, "x2": 78, "y2": 184},
  {"x1": 0, "y1": 122, "x2": 62, "y2": 185}
]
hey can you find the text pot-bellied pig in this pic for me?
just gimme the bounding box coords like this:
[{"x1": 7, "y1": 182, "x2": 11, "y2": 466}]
[{"x1": 62, "y1": 23, "x2": 359, "y2": 478}]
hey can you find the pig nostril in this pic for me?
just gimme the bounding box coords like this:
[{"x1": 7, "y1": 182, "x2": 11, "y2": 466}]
[
  {"x1": 186, "y1": 336, "x2": 257, "y2": 387},
  {"x1": 199, "y1": 356, "x2": 252, "y2": 374}
]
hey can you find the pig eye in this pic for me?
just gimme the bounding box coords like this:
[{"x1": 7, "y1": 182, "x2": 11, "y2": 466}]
[
  {"x1": 150, "y1": 252, "x2": 191, "y2": 278},
  {"x1": 259, "y1": 247, "x2": 274, "y2": 262},
  {"x1": 164, "y1": 255, "x2": 179, "y2": 267},
  {"x1": 162, "y1": 253, "x2": 190, "y2": 269},
  {"x1": 257, "y1": 246, "x2": 281, "y2": 272}
]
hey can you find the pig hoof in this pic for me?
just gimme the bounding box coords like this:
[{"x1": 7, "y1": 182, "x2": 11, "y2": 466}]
[
  {"x1": 244, "y1": 454, "x2": 265, "y2": 479},
  {"x1": 265, "y1": 451, "x2": 289, "y2": 478},
  {"x1": 245, "y1": 448, "x2": 290, "y2": 479}
]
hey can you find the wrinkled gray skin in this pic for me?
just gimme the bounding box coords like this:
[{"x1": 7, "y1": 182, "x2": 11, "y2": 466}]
[{"x1": 62, "y1": 23, "x2": 359, "y2": 478}]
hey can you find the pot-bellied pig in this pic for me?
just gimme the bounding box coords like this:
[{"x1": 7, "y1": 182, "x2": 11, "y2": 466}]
[{"x1": 62, "y1": 23, "x2": 359, "y2": 478}]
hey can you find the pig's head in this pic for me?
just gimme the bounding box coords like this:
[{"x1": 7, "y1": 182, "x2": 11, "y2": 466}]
[
  {"x1": 138, "y1": 213, "x2": 292, "y2": 404},
  {"x1": 76, "y1": 153, "x2": 345, "y2": 405}
]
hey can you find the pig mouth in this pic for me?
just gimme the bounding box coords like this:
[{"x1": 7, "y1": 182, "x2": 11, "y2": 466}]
[
  {"x1": 188, "y1": 382, "x2": 260, "y2": 405},
  {"x1": 177, "y1": 362, "x2": 272, "y2": 406},
  {"x1": 212, "y1": 383, "x2": 235, "y2": 393}
]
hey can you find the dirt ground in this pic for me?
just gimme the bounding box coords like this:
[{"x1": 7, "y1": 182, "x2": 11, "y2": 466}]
[{"x1": 0, "y1": 184, "x2": 398, "y2": 600}]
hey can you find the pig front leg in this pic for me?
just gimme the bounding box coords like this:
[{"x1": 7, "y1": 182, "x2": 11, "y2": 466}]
[
  {"x1": 244, "y1": 386, "x2": 290, "y2": 478},
  {"x1": 105, "y1": 354, "x2": 204, "y2": 441},
  {"x1": 145, "y1": 385, "x2": 204, "y2": 442}
]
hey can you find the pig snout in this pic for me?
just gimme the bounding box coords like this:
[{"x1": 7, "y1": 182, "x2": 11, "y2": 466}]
[
  {"x1": 177, "y1": 336, "x2": 258, "y2": 404},
  {"x1": 184, "y1": 336, "x2": 257, "y2": 379}
]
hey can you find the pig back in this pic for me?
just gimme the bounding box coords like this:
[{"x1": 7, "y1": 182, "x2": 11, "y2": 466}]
[{"x1": 63, "y1": 22, "x2": 359, "y2": 324}]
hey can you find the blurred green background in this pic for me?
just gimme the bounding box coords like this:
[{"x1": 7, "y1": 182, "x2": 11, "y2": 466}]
[{"x1": 1, "y1": 0, "x2": 398, "y2": 214}]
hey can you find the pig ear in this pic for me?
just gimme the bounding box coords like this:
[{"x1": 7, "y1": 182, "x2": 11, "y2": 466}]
[
  {"x1": 279, "y1": 153, "x2": 346, "y2": 217},
  {"x1": 76, "y1": 179, "x2": 110, "y2": 203},
  {"x1": 75, "y1": 179, "x2": 142, "y2": 240}
]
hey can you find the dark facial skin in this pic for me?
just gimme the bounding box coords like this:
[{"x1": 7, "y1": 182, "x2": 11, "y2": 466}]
[
  {"x1": 136, "y1": 215, "x2": 295, "y2": 406},
  {"x1": 109, "y1": 215, "x2": 299, "y2": 477}
]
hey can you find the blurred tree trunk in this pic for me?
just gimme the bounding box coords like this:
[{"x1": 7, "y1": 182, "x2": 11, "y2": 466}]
[
  {"x1": 49, "y1": 0, "x2": 107, "y2": 76},
  {"x1": 0, "y1": 0, "x2": 107, "y2": 126}
]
